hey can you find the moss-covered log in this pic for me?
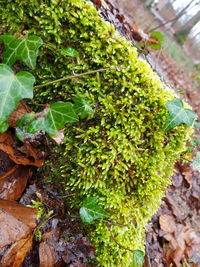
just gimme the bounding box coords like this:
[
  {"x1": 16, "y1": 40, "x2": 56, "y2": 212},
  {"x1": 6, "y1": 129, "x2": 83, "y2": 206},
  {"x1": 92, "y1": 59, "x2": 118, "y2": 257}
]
[{"x1": 0, "y1": 0, "x2": 192, "y2": 266}]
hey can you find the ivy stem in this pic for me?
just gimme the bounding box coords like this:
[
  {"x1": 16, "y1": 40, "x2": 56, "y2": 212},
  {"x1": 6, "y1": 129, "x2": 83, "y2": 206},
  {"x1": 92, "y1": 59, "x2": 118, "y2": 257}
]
[
  {"x1": 103, "y1": 219, "x2": 129, "y2": 228},
  {"x1": 106, "y1": 223, "x2": 133, "y2": 253},
  {"x1": 30, "y1": 99, "x2": 48, "y2": 107},
  {"x1": 34, "y1": 67, "x2": 122, "y2": 90}
]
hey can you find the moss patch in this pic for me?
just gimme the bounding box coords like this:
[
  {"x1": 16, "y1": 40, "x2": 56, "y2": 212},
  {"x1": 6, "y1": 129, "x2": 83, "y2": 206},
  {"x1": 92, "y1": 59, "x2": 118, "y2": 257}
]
[{"x1": 0, "y1": 0, "x2": 192, "y2": 266}]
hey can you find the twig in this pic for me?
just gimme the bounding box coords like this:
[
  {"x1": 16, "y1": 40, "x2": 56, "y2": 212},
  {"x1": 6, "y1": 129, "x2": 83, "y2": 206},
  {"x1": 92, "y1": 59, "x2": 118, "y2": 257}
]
[
  {"x1": 106, "y1": 223, "x2": 133, "y2": 253},
  {"x1": 103, "y1": 219, "x2": 129, "y2": 228},
  {"x1": 34, "y1": 67, "x2": 122, "y2": 90}
]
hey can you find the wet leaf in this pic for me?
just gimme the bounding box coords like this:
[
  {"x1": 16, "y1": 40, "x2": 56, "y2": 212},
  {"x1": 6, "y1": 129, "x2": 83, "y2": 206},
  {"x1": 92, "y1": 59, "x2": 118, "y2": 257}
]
[
  {"x1": 0, "y1": 131, "x2": 45, "y2": 167},
  {"x1": 0, "y1": 64, "x2": 35, "y2": 132},
  {"x1": 79, "y1": 197, "x2": 108, "y2": 224},
  {"x1": 1, "y1": 235, "x2": 33, "y2": 267},
  {"x1": 192, "y1": 151, "x2": 200, "y2": 171},
  {"x1": 0, "y1": 200, "x2": 37, "y2": 267},
  {"x1": 73, "y1": 96, "x2": 93, "y2": 119},
  {"x1": 0, "y1": 165, "x2": 31, "y2": 201},
  {"x1": 132, "y1": 250, "x2": 145, "y2": 267},
  {"x1": 0, "y1": 34, "x2": 43, "y2": 68},
  {"x1": 59, "y1": 47, "x2": 78, "y2": 57},
  {"x1": 164, "y1": 98, "x2": 196, "y2": 131}
]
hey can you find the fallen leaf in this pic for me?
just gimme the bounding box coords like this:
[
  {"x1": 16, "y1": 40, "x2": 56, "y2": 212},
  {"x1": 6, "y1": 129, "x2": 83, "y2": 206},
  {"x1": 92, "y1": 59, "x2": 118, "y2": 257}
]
[
  {"x1": 177, "y1": 163, "x2": 192, "y2": 186},
  {"x1": 0, "y1": 131, "x2": 45, "y2": 167},
  {"x1": 39, "y1": 232, "x2": 57, "y2": 267},
  {"x1": 0, "y1": 200, "x2": 37, "y2": 267},
  {"x1": 51, "y1": 129, "x2": 64, "y2": 145},
  {"x1": 92, "y1": 0, "x2": 102, "y2": 8},
  {"x1": 0, "y1": 165, "x2": 31, "y2": 200},
  {"x1": 159, "y1": 214, "x2": 176, "y2": 233},
  {"x1": 1, "y1": 235, "x2": 33, "y2": 267}
]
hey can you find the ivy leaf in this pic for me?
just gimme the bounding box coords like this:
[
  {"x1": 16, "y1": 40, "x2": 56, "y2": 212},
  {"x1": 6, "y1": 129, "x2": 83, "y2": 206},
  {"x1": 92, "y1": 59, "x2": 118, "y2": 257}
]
[
  {"x1": 164, "y1": 98, "x2": 196, "y2": 131},
  {"x1": 18, "y1": 102, "x2": 78, "y2": 137},
  {"x1": 79, "y1": 197, "x2": 108, "y2": 224},
  {"x1": 16, "y1": 113, "x2": 37, "y2": 141},
  {"x1": 192, "y1": 152, "x2": 200, "y2": 171},
  {"x1": 59, "y1": 47, "x2": 79, "y2": 57},
  {"x1": 72, "y1": 96, "x2": 93, "y2": 119},
  {"x1": 0, "y1": 64, "x2": 35, "y2": 132},
  {"x1": 0, "y1": 34, "x2": 43, "y2": 68},
  {"x1": 132, "y1": 250, "x2": 145, "y2": 267},
  {"x1": 146, "y1": 31, "x2": 164, "y2": 50},
  {"x1": 43, "y1": 102, "x2": 78, "y2": 136}
]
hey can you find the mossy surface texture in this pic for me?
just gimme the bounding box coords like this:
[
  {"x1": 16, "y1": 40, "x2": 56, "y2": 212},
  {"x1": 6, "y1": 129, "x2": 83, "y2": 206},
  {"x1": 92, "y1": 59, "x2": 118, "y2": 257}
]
[{"x1": 0, "y1": 0, "x2": 192, "y2": 266}]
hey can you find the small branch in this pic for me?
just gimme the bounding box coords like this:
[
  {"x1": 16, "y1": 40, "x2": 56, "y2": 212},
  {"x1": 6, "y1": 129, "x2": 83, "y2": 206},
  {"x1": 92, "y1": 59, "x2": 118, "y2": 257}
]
[
  {"x1": 106, "y1": 223, "x2": 133, "y2": 253},
  {"x1": 34, "y1": 67, "x2": 122, "y2": 90}
]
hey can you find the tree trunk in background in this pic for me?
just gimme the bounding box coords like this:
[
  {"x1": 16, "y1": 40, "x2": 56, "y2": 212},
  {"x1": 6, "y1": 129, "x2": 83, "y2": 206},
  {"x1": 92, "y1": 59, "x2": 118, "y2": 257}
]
[
  {"x1": 171, "y1": 0, "x2": 194, "y2": 27},
  {"x1": 175, "y1": 10, "x2": 200, "y2": 41}
]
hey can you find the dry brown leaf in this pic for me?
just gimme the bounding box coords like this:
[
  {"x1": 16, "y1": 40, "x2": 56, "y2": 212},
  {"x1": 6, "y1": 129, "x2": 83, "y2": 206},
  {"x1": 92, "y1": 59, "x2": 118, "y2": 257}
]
[
  {"x1": 0, "y1": 131, "x2": 45, "y2": 167},
  {"x1": 0, "y1": 200, "x2": 37, "y2": 267},
  {"x1": 164, "y1": 225, "x2": 200, "y2": 267},
  {"x1": 159, "y1": 214, "x2": 176, "y2": 233},
  {"x1": 0, "y1": 165, "x2": 32, "y2": 200},
  {"x1": 39, "y1": 232, "x2": 57, "y2": 267},
  {"x1": 178, "y1": 163, "x2": 192, "y2": 186},
  {"x1": 51, "y1": 129, "x2": 64, "y2": 145},
  {"x1": 92, "y1": 0, "x2": 102, "y2": 8}
]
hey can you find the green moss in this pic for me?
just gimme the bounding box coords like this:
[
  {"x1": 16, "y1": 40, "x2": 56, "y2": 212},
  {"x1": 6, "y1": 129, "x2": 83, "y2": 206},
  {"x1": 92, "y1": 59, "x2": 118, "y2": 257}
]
[{"x1": 0, "y1": 0, "x2": 193, "y2": 266}]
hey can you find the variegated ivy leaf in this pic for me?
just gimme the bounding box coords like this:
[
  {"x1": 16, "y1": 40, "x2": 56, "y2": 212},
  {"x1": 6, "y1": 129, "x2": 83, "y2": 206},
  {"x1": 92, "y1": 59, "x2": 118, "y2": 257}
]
[
  {"x1": 0, "y1": 64, "x2": 35, "y2": 132},
  {"x1": 164, "y1": 98, "x2": 196, "y2": 131},
  {"x1": 192, "y1": 151, "x2": 200, "y2": 171},
  {"x1": 17, "y1": 102, "x2": 78, "y2": 137},
  {"x1": 79, "y1": 197, "x2": 108, "y2": 224},
  {"x1": 73, "y1": 96, "x2": 93, "y2": 119},
  {"x1": 0, "y1": 34, "x2": 43, "y2": 68}
]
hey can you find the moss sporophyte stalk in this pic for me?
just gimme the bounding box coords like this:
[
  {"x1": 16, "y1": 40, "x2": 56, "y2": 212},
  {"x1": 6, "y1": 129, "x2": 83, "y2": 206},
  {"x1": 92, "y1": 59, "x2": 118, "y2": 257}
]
[{"x1": 0, "y1": 0, "x2": 194, "y2": 266}]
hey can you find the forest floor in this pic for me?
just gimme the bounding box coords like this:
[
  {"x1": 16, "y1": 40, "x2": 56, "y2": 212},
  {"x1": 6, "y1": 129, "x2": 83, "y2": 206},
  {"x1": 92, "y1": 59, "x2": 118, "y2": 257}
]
[{"x1": 0, "y1": 1, "x2": 200, "y2": 267}]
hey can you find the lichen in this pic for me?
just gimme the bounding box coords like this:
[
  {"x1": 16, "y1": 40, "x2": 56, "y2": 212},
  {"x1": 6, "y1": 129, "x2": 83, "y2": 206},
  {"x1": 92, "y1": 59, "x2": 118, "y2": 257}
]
[{"x1": 0, "y1": 0, "x2": 192, "y2": 266}]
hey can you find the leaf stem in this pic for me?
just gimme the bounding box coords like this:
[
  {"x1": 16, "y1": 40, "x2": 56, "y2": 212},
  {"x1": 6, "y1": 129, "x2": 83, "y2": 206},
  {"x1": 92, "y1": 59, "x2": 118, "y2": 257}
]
[
  {"x1": 34, "y1": 67, "x2": 122, "y2": 90},
  {"x1": 31, "y1": 99, "x2": 47, "y2": 107}
]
